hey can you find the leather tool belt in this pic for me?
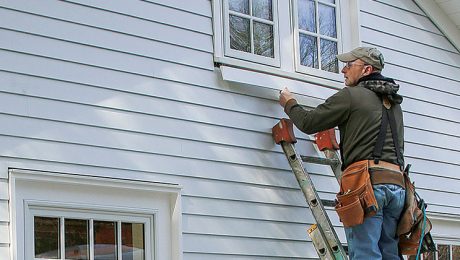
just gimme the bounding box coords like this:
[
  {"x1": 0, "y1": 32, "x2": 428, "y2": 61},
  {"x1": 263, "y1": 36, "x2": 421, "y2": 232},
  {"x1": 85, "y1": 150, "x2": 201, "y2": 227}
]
[
  {"x1": 335, "y1": 160, "x2": 378, "y2": 227},
  {"x1": 368, "y1": 160, "x2": 405, "y2": 188}
]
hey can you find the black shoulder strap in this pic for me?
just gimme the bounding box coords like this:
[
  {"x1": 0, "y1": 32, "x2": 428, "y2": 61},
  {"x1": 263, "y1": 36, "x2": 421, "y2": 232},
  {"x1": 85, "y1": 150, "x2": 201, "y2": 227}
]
[{"x1": 372, "y1": 97, "x2": 404, "y2": 170}]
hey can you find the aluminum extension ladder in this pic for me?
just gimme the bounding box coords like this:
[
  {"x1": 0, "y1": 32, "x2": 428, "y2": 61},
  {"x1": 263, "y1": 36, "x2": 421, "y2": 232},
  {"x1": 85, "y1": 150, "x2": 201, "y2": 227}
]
[{"x1": 272, "y1": 119, "x2": 348, "y2": 260}]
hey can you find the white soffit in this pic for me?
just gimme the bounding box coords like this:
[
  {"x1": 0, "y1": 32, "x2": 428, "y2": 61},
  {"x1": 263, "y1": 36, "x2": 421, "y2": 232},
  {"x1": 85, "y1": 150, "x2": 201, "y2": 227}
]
[{"x1": 414, "y1": 0, "x2": 460, "y2": 53}]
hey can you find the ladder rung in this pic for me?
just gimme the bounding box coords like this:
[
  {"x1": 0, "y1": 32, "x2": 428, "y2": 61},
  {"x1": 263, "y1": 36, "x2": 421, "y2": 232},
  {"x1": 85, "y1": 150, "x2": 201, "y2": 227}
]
[
  {"x1": 302, "y1": 156, "x2": 340, "y2": 166},
  {"x1": 321, "y1": 199, "x2": 336, "y2": 208}
]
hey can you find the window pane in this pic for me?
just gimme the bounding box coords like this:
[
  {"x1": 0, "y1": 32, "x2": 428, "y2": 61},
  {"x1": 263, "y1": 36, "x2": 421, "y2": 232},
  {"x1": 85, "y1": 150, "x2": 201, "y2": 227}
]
[
  {"x1": 322, "y1": 0, "x2": 335, "y2": 3},
  {"x1": 320, "y1": 39, "x2": 338, "y2": 72},
  {"x1": 253, "y1": 0, "x2": 272, "y2": 20},
  {"x1": 424, "y1": 251, "x2": 435, "y2": 260},
  {"x1": 229, "y1": 0, "x2": 249, "y2": 14},
  {"x1": 34, "y1": 217, "x2": 60, "y2": 259},
  {"x1": 299, "y1": 33, "x2": 318, "y2": 68},
  {"x1": 122, "y1": 223, "x2": 145, "y2": 260},
  {"x1": 453, "y1": 245, "x2": 460, "y2": 259},
  {"x1": 438, "y1": 244, "x2": 450, "y2": 260},
  {"x1": 254, "y1": 22, "x2": 274, "y2": 57},
  {"x1": 94, "y1": 221, "x2": 117, "y2": 260},
  {"x1": 65, "y1": 219, "x2": 89, "y2": 260},
  {"x1": 298, "y1": 0, "x2": 316, "y2": 32},
  {"x1": 319, "y1": 4, "x2": 336, "y2": 38},
  {"x1": 230, "y1": 15, "x2": 251, "y2": 53}
]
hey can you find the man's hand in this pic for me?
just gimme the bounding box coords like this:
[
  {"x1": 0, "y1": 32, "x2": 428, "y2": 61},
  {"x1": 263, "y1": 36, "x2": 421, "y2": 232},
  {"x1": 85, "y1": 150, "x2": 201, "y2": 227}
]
[{"x1": 279, "y1": 87, "x2": 295, "y2": 108}]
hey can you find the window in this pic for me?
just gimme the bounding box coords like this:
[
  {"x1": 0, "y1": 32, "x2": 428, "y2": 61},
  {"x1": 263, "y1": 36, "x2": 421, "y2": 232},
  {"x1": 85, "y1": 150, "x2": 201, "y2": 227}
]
[
  {"x1": 213, "y1": 0, "x2": 358, "y2": 87},
  {"x1": 223, "y1": 0, "x2": 280, "y2": 66},
  {"x1": 293, "y1": 0, "x2": 340, "y2": 73},
  {"x1": 407, "y1": 244, "x2": 460, "y2": 260},
  {"x1": 31, "y1": 208, "x2": 150, "y2": 260},
  {"x1": 10, "y1": 169, "x2": 182, "y2": 260}
]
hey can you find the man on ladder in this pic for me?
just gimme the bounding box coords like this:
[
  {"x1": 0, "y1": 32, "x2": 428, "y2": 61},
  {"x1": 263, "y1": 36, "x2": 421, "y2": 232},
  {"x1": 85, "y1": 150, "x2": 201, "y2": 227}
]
[{"x1": 279, "y1": 47, "x2": 406, "y2": 259}]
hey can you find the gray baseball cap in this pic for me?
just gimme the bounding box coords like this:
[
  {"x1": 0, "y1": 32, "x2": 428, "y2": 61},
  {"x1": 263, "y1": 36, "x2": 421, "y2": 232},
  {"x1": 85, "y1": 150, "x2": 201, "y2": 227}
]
[{"x1": 337, "y1": 47, "x2": 385, "y2": 70}]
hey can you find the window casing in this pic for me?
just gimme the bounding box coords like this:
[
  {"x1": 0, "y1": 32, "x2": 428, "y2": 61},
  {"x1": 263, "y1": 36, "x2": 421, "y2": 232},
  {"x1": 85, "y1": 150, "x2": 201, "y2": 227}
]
[{"x1": 10, "y1": 169, "x2": 182, "y2": 260}]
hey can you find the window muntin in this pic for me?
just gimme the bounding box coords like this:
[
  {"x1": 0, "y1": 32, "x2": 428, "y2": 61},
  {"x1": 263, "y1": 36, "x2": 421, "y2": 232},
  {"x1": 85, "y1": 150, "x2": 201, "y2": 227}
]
[
  {"x1": 32, "y1": 211, "x2": 148, "y2": 260},
  {"x1": 223, "y1": 0, "x2": 280, "y2": 66},
  {"x1": 294, "y1": 0, "x2": 340, "y2": 73}
]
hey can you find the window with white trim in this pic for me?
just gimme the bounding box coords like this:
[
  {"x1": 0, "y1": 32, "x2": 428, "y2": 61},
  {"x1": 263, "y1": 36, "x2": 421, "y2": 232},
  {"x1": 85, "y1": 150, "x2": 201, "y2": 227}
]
[
  {"x1": 293, "y1": 0, "x2": 340, "y2": 73},
  {"x1": 213, "y1": 0, "x2": 357, "y2": 85},
  {"x1": 223, "y1": 0, "x2": 280, "y2": 66},
  {"x1": 10, "y1": 170, "x2": 182, "y2": 260},
  {"x1": 213, "y1": 0, "x2": 358, "y2": 87},
  {"x1": 30, "y1": 207, "x2": 151, "y2": 260},
  {"x1": 407, "y1": 244, "x2": 460, "y2": 260}
]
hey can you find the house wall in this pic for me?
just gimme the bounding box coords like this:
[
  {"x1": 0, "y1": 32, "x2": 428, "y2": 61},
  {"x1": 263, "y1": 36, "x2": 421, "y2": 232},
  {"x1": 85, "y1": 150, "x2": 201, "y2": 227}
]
[{"x1": 0, "y1": 0, "x2": 459, "y2": 259}]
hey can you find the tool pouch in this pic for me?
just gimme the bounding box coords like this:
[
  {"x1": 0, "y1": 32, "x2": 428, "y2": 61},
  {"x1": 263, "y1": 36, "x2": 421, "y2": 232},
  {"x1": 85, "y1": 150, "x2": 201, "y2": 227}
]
[
  {"x1": 397, "y1": 165, "x2": 436, "y2": 255},
  {"x1": 335, "y1": 160, "x2": 379, "y2": 227}
]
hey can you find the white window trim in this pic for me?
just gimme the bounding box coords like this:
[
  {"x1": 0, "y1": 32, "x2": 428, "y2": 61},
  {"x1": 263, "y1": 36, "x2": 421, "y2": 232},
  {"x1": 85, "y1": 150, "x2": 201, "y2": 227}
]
[
  {"x1": 213, "y1": 0, "x2": 361, "y2": 92},
  {"x1": 9, "y1": 169, "x2": 183, "y2": 260}
]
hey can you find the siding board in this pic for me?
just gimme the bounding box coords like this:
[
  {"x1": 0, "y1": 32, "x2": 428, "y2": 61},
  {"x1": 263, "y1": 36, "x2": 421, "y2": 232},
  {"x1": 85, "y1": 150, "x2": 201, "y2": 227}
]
[
  {"x1": 0, "y1": 201, "x2": 8, "y2": 222},
  {"x1": 143, "y1": 0, "x2": 212, "y2": 18},
  {"x1": 361, "y1": 12, "x2": 456, "y2": 52},
  {"x1": 361, "y1": 27, "x2": 460, "y2": 68},
  {"x1": 373, "y1": 0, "x2": 425, "y2": 15},
  {"x1": 0, "y1": 3, "x2": 212, "y2": 52},
  {"x1": 365, "y1": 44, "x2": 460, "y2": 83},
  {"x1": 62, "y1": 0, "x2": 213, "y2": 35},
  {"x1": 361, "y1": 0, "x2": 441, "y2": 34},
  {"x1": 182, "y1": 233, "x2": 317, "y2": 258}
]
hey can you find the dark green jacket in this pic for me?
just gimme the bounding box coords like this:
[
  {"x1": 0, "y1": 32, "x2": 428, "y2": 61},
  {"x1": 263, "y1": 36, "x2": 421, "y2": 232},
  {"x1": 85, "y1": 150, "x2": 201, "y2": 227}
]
[{"x1": 285, "y1": 73, "x2": 404, "y2": 169}]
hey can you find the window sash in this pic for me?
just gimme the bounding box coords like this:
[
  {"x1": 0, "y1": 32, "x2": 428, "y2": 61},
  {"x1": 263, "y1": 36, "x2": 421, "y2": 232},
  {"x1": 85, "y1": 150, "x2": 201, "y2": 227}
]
[
  {"x1": 28, "y1": 205, "x2": 153, "y2": 260},
  {"x1": 223, "y1": 0, "x2": 281, "y2": 67},
  {"x1": 292, "y1": 0, "x2": 343, "y2": 76}
]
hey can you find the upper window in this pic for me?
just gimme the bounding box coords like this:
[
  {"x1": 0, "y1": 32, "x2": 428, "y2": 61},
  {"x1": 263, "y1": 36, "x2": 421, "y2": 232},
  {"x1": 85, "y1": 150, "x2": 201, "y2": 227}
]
[
  {"x1": 223, "y1": 0, "x2": 280, "y2": 66},
  {"x1": 213, "y1": 0, "x2": 356, "y2": 87},
  {"x1": 293, "y1": 0, "x2": 340, "y2": 73}
]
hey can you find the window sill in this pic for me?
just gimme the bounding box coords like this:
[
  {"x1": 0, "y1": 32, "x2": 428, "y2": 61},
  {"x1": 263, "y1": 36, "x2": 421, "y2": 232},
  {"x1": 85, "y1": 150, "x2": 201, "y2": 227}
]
[{"x1": 217, "y1": 57, "x2": 343, "y2": 106}]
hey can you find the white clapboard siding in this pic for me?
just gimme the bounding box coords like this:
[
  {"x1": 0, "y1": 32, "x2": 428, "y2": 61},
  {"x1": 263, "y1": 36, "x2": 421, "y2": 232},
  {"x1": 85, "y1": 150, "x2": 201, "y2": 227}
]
[
  {"x1": 361, "y1": 27, "x2": 460, "y2": 68},
  {"x1": 361, "y1": 13, "x2": 457, "y2": 52},
  {"x1": 62, "y1": 0, "x2": 213, "y2": 35},
  {"x1": 0, "y1": 3, "x2": 212, "y2": 53},
  {"x1": 144, "y1": 0, "x2": 212, "y2": 18},
  {"x1": 0, "y1": 28, "x2": 213, "y2": 71},
  {"x1": 361, "y1": 0, "x2": 441, "y2": 34},
  {"x1": 367, "y1": 44, "x2": 460, "y2": 82},
  {"x1": 182, "y1": 233, "x2": 319, "y2": 258},
  {"x1": 373, "y1": 0, "x2": 425, "y2": 15}
]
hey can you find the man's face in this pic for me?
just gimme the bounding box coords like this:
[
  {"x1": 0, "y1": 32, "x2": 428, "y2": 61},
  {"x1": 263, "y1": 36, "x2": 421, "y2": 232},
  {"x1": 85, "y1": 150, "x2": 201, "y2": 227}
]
[{"x1": 341, "y1": 59, "x2": 369, "y2": 86}]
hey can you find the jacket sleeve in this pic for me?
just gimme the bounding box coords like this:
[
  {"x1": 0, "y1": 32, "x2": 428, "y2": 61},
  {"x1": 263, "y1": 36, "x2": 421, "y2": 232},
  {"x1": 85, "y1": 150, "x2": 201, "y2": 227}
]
[{"x1": 284, "y1": 88, "x2": 351, "y2": 134}]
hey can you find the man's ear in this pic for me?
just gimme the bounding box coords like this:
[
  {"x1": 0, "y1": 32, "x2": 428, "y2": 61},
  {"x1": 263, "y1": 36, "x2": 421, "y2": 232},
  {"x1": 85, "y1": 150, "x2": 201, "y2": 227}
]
[{"x1": 363, "y1": 65, "x2": 374, "y2": 76}]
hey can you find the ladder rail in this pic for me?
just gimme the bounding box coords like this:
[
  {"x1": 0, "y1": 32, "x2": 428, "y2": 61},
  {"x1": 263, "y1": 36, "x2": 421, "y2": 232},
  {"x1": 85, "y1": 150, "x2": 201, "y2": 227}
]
[{"x1": 281, "y1": 142, "x2": 348, "y2": 259}]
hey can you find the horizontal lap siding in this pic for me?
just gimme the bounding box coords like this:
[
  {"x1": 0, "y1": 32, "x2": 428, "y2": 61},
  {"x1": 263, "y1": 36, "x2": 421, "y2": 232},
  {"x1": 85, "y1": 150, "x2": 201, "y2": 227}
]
[
  {"x1": 0, "y1": 0, "x2": 324, "y2": 259},
  {"x1": 360, "y1": 0, "x2": 460, "y2": 220}
]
